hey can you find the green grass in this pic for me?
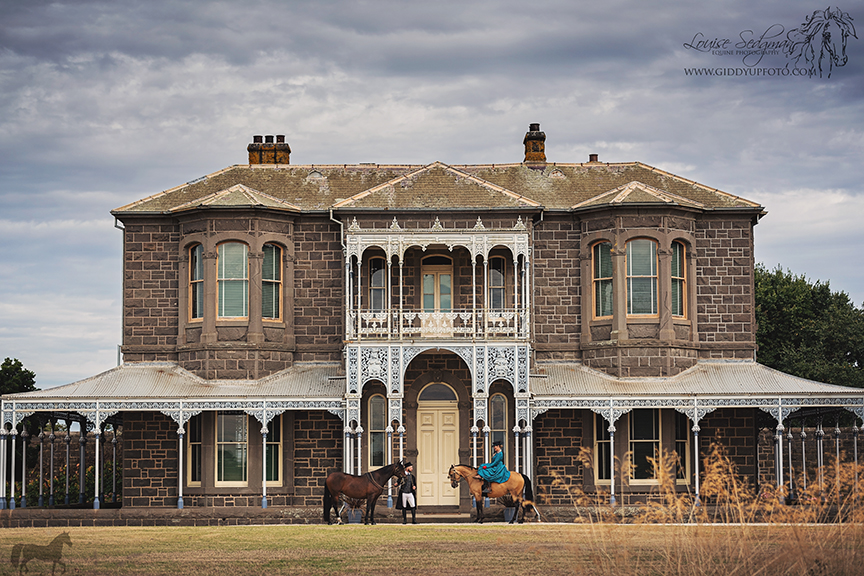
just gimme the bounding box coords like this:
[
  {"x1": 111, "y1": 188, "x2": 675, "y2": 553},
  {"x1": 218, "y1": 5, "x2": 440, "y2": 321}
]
[{"x1": 0, "y1": 524, "x2": 862, "y2": 575}]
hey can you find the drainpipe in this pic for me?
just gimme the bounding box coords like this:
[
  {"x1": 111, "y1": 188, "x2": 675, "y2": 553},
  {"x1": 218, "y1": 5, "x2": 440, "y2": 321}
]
[{"x1": 114, "y1": 218, "x2": 125, "y2": 366}]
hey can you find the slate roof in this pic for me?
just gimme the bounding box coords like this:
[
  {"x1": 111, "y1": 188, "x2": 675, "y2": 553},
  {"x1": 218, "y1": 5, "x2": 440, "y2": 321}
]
[{"x1": 113, "y1": 161, "x2": 762, "y2": 215}]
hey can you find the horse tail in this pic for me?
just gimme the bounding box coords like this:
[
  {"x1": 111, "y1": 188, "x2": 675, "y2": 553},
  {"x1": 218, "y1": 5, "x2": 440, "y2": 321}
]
[
  {"x1": 521, "y1": 474, "x2": 534, "y2": 503},
  {"x1": 323, "y1": 484, "x2": 332, "y2": 523},
  {"x1": 10, "y1": 543, "x2": 22, "y2": 567}
]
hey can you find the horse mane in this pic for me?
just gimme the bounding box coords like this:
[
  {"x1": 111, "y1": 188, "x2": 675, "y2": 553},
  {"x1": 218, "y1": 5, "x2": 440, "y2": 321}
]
[{"x1": 786, "y1": 8, "x2": 858, "y2": 62}]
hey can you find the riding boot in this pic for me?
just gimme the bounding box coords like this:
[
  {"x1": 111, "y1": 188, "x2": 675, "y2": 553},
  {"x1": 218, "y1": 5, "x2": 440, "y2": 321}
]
[
  {"x1": 482, "y1": 480, "x2": 490, "y2": 496},
  {"x1": 411, "y1": 509, "x2": 417, "y2": 524}
]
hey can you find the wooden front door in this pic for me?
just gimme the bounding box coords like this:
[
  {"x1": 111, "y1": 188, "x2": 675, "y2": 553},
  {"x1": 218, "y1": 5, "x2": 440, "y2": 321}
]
[{"x1": 416, "y1": 399, "x2": 459, "y2": 506}]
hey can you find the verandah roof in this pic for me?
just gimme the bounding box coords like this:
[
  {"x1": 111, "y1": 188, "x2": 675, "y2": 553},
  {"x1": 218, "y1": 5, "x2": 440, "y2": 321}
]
[
  {"x1": 529, "y1": 360, "x2": 864, "y2": 425},
  {"x1": 0, "y1": 362, "x2": 346, "y2": 428}
]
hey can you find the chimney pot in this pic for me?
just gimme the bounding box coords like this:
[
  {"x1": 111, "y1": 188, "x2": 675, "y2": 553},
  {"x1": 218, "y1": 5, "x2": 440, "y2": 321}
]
[
  {"x1": 248, "y1": 134, "x2": 291, "y2": 165},
  {"x1": 523, "y1": 123, "x2": 546, "y2": 163},
  {"x1": 589, "y1": 154, "x2": 598, "y2": 162}
]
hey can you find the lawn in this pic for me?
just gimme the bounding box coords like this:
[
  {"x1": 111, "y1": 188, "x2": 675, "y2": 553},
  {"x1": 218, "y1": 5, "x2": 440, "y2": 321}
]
[{"x1": 0, "y1": 523, "x2": 862, "y2": 575}]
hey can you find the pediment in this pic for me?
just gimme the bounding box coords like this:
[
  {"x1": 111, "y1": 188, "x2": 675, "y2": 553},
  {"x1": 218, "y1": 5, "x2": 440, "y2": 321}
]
[
  {"x1": 168, "y1": 184, "x2": 302, "y2": 213},
  {"x1": 571, "y1": 181, "x2": 707, "y2": 210},
  {"x1": 332, "y1": 162, "x2": 542, "y2": 210}
]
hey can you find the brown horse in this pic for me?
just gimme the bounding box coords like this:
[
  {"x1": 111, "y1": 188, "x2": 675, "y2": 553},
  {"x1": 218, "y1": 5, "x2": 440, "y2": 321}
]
[
  {"x1": 448, "y1": 464, "x2": 534, "y2": 524},
  {"x1": 324, "y1": 460, "x2": 407, "y2": 525}
]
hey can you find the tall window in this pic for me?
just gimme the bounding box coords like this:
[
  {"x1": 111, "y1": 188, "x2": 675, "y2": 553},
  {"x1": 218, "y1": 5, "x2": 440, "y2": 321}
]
[
  {"x1": 593, "y1": 242, "x2": 613, "y2": 318},
  {"x1": 490, "y1": 394, "x2": 507, "y2": 456},
  {"x1": 626, "y1": 239, "x2": 658, "y2": 315},
  {"x1": 262, "y1": 243, "x2": 282, "y2": 320},
  {"x1": 266, "y1": 414, "x2": 282, "y2": 485},
  {"x1": 187, "y1": 414, "x2": 202, "y2": 486},
  {"x1": 190, "y1": 244, "x2": 204, "y2": 320},
  {"x1": 675, "y1": 411, "x2": 690, "y2": 482},
  {"x1": 369, "y1": 257, "x2": 386, "y2": 312},
  {"x1": 594, "y1": 413, "x2": 611, "y2": 482},
  {"x1": 489, "y1": 257, "x2": 506, "y2": 311},
  {"x1": 671, "y1": 242, "x2": 686, "y2": 317},
  {"x1": 422, "y1": 256, "x2": 452, "y2": 313},
  {"x1": 218, "y1": 243, "x2": 248, "y2": 318},
  {"x1": 216, "y1": 412, "x2": 248, "y2": 485},
  {"x1": 369, "y1": 395, "x2": 386, "y2": 467},
  {"x1": 629, "y1": 409, "x2": 659, "y2": 481}
]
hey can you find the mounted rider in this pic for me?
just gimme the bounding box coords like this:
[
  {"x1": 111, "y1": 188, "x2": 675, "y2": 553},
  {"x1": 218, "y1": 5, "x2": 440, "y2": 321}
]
[{"x1": 476, "y1": 440, "x2": 510, "y2": 495}]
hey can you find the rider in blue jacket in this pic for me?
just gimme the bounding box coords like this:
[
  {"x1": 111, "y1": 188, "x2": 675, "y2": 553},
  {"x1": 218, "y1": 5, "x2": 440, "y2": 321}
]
[{"x1": 476, "y1": 440, "x2": 510, "y2": 495}]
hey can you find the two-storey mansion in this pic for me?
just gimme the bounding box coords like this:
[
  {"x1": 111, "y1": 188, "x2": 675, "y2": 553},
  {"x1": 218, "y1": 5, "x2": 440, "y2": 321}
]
[{"x1": 3, "y1": 125, "x2": 862, "y2": 511}]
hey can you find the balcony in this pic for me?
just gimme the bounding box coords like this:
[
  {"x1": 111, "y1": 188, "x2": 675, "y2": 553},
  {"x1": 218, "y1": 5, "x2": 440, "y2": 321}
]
[{"x1": 347, "y1": 308, "x2": 528, "y2": 341}]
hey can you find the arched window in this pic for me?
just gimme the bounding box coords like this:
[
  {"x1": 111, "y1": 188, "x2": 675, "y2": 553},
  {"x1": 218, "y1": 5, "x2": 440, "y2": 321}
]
[
  {"x1": 593, "y1": 242, "x2": 613, "y2": 318},
  {"x1": 490, "y1": 393, "x2": 507, "y2": 456},
  {"x1": 671, "y1": 242, "x2": 686, "y2": 317},
  {"x1": 218, "y1": 242, "x2": 248, "y2": 318},
  {"x1": 369, "y1": 395, "x2": 387, "y2": 467},
  {"x1": 369, "y1": 257, "x2": 386, "y2": 312},
  {"x1": 189, "y1": 244, "x2": 204, "y2": 320},
  {"x1": 489, "y1": 257, "x2": 506, "y2": 311},
  {"x1": 418, "y1": 383, "x2": 457, "y2": 401},
  {"x1": 626, "y1": 239, "x2": 657, "y2": 315},
  {"x1": 262, "y1": 243, "x2": 282, "y2": 320}
]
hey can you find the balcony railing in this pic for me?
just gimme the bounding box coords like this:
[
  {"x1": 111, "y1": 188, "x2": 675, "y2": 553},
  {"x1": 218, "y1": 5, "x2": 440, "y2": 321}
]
[{"x1": 347, "y1": 308, "x2": 528, "y2": 340}]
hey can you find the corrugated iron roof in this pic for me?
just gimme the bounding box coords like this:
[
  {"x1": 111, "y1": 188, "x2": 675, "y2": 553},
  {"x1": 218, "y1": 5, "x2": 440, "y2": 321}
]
[
  {"x1": 4, "y1": 362, "x2": 345, "y2": 401},
  {"x1": 531, "y1": 361, "x2": 862, "y2": 398}
]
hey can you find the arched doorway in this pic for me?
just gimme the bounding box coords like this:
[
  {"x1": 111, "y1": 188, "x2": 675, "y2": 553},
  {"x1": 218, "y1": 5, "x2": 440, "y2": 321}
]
[{"x1": 416, "y1": 382, "x2": 460, "y2": 506}]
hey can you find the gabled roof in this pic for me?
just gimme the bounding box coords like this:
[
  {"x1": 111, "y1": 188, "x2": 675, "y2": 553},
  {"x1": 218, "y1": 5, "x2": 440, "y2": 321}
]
[
  {"x1": 332, "y1": 162, "x2": 541, "y2": 210},
  {"x1": 168, "y1": 184, "x2": 302, "y2": 213},
  {"x1": 571, "y1": 181, "x2": 707, "y2": 210},
  {"x1": 112, "y1": 160, "x2": 763, "y2": 216}
]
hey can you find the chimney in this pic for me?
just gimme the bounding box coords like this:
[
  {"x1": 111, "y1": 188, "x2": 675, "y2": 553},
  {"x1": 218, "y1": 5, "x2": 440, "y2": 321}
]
[
  {"x1": 589, "y1": 153, "x2": 599, "y2": 163},
  {"x1": 523, "y1": 123, "x2": 546, "y2": 163},
  {"x1": 248, "y1": 134, "x2": 291, "y2": 164}
]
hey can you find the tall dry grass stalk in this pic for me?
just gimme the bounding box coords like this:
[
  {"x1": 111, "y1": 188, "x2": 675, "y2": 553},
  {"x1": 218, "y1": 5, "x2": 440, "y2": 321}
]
[{"x1": 549, "y1": 442, "x2": 864, "y2": 575}]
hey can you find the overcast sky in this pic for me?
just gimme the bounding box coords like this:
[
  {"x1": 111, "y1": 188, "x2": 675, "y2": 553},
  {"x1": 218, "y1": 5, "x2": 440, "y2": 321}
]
[{"x1": 1, "y1": 0, "x2": 862, "y2": 388}]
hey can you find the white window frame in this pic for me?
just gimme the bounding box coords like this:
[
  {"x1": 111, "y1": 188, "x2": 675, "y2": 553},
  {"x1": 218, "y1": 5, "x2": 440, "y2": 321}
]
[
  {"x1": 629, "y1": 409, "x2": 660, "y2": 484},
  {"x1": 671, "y1": 241, "x2": 686, "y2": 318},
  {"x1": 593, "y1": 242, "x2": 613, "y2": 318},
  {"x1": 189, "y1": 244, "x2": 204, "y2": 321},
  {"x1": 594, "y1": 412, "x2": 612, "y2": 485}
]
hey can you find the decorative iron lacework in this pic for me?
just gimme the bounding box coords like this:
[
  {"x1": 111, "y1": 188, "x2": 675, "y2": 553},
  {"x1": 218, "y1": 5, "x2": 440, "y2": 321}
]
[
  {"x1": 389, "y1": 398, "x2": 402, "y2": 425},
  {"x1": 473, "y1": 397, "x2": 487, "y2": 426},
  {"x1": 344, "y1": 218, "x2": 530, "y2": 262},
  {"x1": 530, "y1": 395, "x2": 864, "y2": 425},
  {"x1": 1, "y1": 398, "x2": 344, "y2": 429}
]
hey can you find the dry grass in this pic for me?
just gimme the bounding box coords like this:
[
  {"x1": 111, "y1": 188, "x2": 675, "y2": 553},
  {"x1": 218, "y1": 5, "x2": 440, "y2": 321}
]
[
  {"x1": 0, "y1": 445, "x2": 861, "y2": 575},
  {"x1": 0, "y1": 523, "x2": 861, "y2": 576}
]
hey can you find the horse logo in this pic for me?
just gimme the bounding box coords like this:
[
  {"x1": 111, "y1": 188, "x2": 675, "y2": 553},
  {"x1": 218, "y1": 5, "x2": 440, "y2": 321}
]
[
  {"x1": 10, "y1": 532, "x2": 72, "y2": 575},
  {"x1": 785, "y1": 7, "x2": 857, "y2": 77}
]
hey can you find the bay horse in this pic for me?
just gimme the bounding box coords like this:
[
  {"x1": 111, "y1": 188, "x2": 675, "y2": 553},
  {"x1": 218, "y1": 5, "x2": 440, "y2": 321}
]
[
  {"x1": 448, "y1": 464, "x2": 534, "y2": 524},
  {"x1": 323, "y1": 459, "x2": 407, "y2": 525},
  {"x1": 10, "y1": 531, "x2": 72, "y2": 575}
]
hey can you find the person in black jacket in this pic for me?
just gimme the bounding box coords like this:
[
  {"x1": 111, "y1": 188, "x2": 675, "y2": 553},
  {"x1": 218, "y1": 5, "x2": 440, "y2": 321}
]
[{"x1": 395, "y1": 462, "x2": 417, "y2": 524}]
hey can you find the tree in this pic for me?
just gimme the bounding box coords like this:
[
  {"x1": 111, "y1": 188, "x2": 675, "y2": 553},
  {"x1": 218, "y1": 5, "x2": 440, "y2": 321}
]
[
  {"x1": 755, "y1": 264, "x2": 864, "y2": 389},
  {"x1": 0, "y1": 357, "x2": 37, "y2": 395}
]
